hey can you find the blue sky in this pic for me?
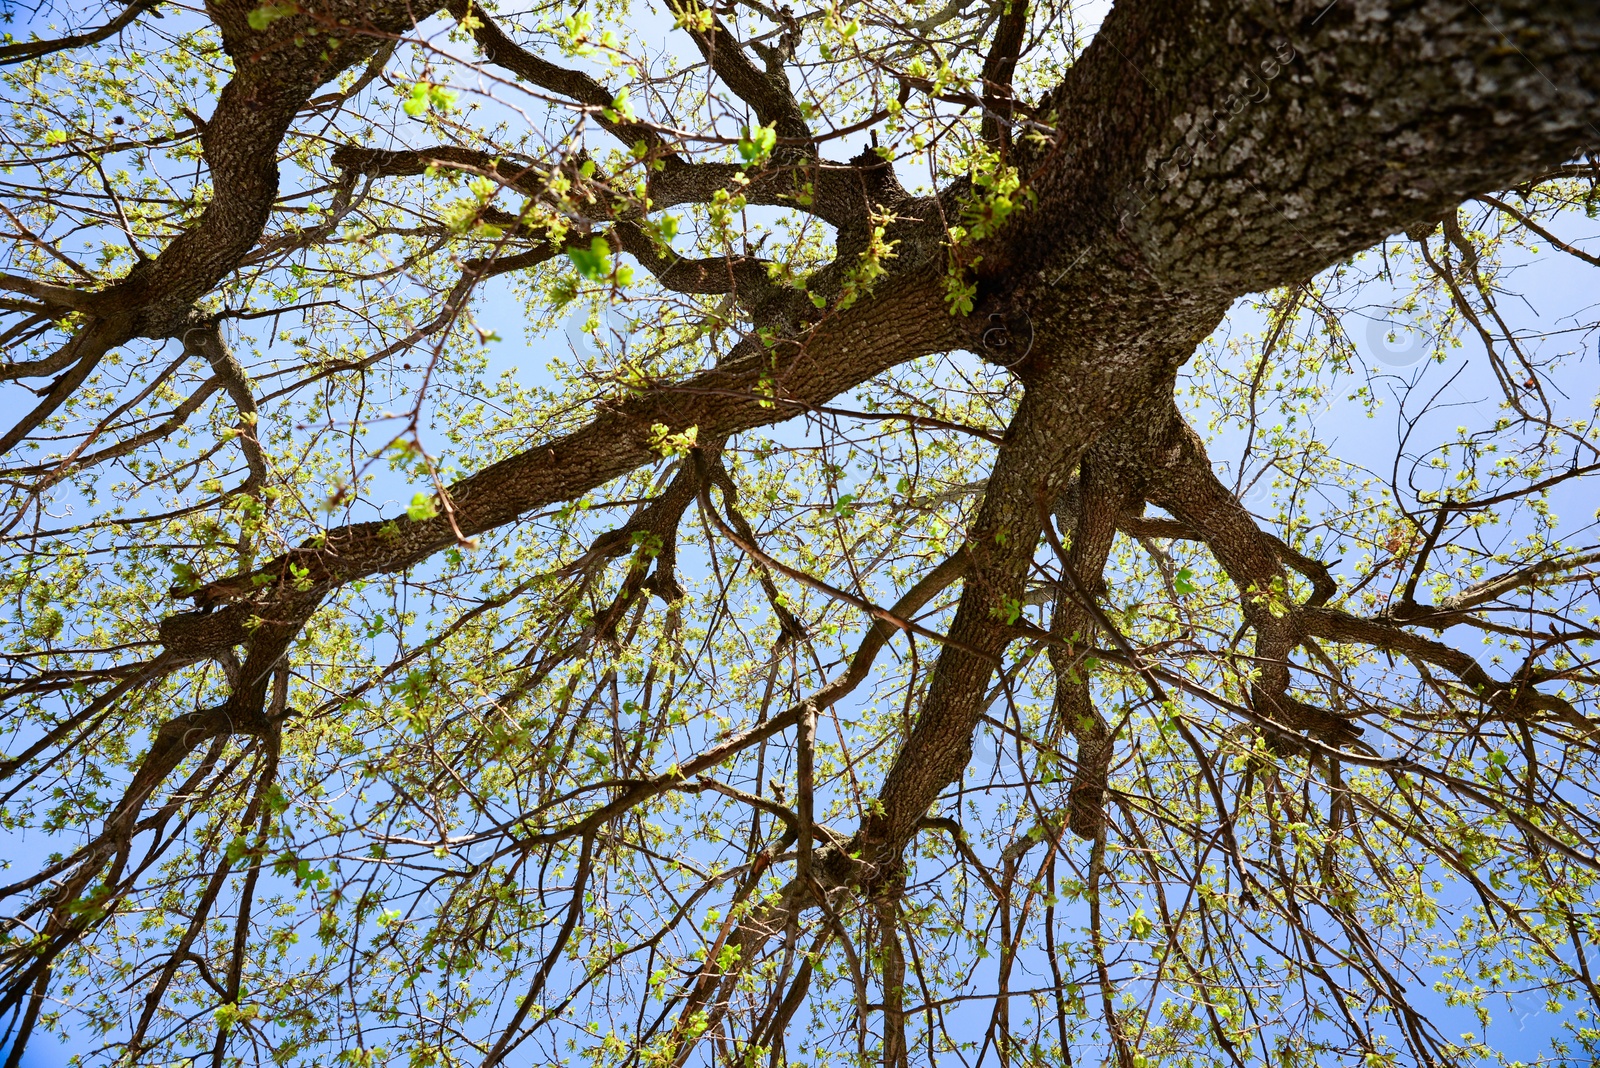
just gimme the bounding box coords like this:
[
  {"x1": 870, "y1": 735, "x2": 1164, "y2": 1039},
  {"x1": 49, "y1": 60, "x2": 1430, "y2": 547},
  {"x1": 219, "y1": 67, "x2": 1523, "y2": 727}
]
[{"x1": 3, "y1": 0, "x2": 1600, "y2": 1064}]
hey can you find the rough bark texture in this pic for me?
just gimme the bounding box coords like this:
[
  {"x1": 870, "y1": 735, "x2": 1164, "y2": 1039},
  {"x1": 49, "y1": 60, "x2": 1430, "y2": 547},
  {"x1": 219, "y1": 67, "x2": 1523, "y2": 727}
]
[
  {"x1": 4, "y1": 0, "x2": 1600, "y2": 1059},
  {"x1": 114, "y1": 0, "x2": 1600, "y2": 901}
]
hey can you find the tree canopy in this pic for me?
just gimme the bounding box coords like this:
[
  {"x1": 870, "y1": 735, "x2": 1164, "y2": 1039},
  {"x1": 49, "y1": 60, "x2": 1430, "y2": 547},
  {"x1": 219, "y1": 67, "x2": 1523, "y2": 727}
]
[{"x1": 2, "y1": 0, "x2": 1600, "y2": 1064}]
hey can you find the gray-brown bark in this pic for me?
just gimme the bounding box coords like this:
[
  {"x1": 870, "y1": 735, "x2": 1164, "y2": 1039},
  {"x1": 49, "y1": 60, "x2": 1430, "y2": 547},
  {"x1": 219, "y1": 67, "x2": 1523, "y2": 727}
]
[
  {"x1": 67, "y1": 0, "x2": 1600, "y2": 923},
  {"x1": 3, "y1": 0, "x2": 1600, "y2": 1059}
]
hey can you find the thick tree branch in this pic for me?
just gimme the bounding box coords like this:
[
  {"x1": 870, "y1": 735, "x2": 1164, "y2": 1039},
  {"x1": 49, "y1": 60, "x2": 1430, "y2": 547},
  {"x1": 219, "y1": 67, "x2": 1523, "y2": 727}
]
[
  {"x1": 681, "y1": 7, "x2": 812, "y2": 144},
  {"x1": 979, "y1": 0, "x2": 1029, "y2": 149},
  {"x1": 0, "y1": 0, "x2": 163, "y2": 65},
  {"x1": 160, "y1": 268, "x2": 959, "y2": 656},
  {"x1": 1044, "y1": 445, "x2": 1138, "y2": 839},
  {"x1": 443, "y1": 0, "x2": 664, "y2": 152},
  {"x1": 0, "y1": 0, "x2": 430, "y2": 459}
]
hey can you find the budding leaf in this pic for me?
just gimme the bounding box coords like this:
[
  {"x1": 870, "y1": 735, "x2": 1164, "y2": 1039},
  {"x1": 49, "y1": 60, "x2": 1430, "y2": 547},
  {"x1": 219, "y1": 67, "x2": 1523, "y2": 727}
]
[
  {"x1": 737, "y1": 123, "x2": 777, "y2": 164},
  {"x1": 407, "y1": 492, "x2": 439, "y2": 521},
  {"x1": 247, "y1": 2, "x2": 298, "y2": 30},
  {"x1": 566, "y1": 236, "x2": 613, "y2": 281}
]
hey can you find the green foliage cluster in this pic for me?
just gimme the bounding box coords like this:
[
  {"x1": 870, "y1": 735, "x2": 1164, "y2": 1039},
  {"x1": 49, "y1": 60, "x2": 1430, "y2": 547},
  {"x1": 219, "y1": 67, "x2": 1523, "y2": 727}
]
[{"x1": 0, "y1": 1, "x2": 1596, "y2": 1066}]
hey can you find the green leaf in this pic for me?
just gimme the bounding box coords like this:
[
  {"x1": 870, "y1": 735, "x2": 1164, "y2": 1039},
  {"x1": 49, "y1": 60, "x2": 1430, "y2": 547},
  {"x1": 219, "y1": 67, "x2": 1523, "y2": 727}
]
[
  {"x1": 603, "y1": 87, "x2": 636, "y2": 122},
  {"x1": 247, "y1": 2, "x2": 298, "y2": 30},
  {"x1": 402, "y1": 81, "x2": 456, "y2": 118},
  {"x1": 407, "y1": 492, "x2": 439, "y2": 521},
  {"x1": 402, "y1": 83, "x2": 430, "y2": 117},
  {"x1": 429, "y1": 84, "x2": 458, "y2": 112},
  {"x1": 1174, "y1": 566, "x2": 1197, "y2": 595},
  {"x1": 566, "y1": 236, "x2": 613, "y2": 281},
  {"x1": 737, "y1": 123, "x2": 777, "y2": 164},
  {"x1": 29, "y1": 607, "x2": 63, "y2": 641}
]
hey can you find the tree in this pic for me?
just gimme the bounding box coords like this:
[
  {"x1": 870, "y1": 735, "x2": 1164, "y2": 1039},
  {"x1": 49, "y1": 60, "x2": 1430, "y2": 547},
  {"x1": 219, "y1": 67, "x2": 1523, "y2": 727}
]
[{"x1": 0, "y1": 0, "x2": 1598, "y2": 1061}]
